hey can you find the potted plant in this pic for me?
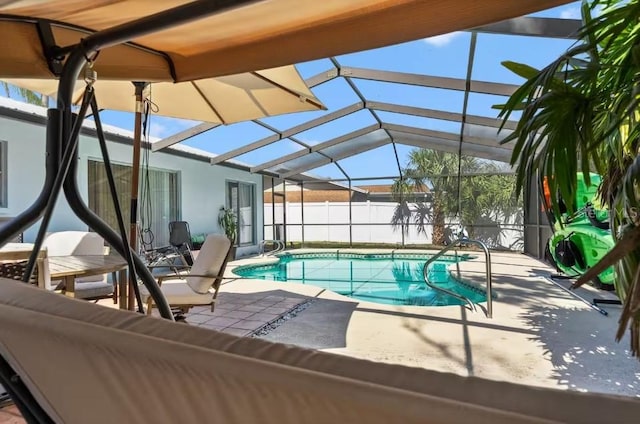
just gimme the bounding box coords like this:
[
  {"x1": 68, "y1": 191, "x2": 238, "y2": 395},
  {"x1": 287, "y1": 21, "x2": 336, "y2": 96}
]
[
  {"x1": 497, "y1": 0, "x2": 640, "y2": 357},
  {"x1": 218, "y1": 206, "x2": 238, "y2": 260}
]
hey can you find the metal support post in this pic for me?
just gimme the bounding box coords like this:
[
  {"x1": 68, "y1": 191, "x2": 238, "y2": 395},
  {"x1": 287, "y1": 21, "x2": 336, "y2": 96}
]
[
  {"x1": 348, "y1": 178, "x2": 353, "y2": 248},
  {"x1": 271, "y1": 177, "x2": 276, "y2": 241},
  {"x1": 536, "y1": 170, "x2": 542, "y2": 259},
  {"x1": 400, "y1": 178, "x2": 405, "y2": 247},
  {"x1": 22, "y1": 90, "x2": 95, "y2": 282},
  {"x1": 300, "y1": 181, "x2": 305, "y2": 247},
  {"x1": 57, "y1": 50, "x2": 172, "y2": 319},
  {"x1": 282, "y1": 179, "x2": 287, "y2": 246},
  {"x1": 92, "y1": 96, "x2": 144, "y2": 312},
  {"x1": 127, "y1": 82, "x2": 146, "y2": 310}
]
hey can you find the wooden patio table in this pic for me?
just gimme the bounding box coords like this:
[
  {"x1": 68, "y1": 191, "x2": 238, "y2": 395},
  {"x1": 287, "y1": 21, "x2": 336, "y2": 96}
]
[
  {"x1": 48, "y1": 254, "x2": 128, "y2": 304},
  {"x1": 0, "y1": 243, "x2": 46, "y2": 261}
]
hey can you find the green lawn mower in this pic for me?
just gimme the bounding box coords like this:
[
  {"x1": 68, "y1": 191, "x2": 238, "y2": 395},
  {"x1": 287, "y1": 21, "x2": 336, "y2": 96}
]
[{"x1": 543, "y1": 173, "x2": 615, "y2": 290}]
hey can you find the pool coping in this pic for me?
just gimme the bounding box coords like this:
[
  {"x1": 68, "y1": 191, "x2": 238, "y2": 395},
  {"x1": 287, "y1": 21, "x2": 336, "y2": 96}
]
[{"x1": 230, "y1": 249, "x2": 488, "y2": 305}]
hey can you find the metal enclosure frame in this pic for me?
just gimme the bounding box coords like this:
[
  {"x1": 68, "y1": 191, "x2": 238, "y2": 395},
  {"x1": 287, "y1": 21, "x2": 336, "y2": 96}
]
[{"x1": 252, "y1": 17, "x2": 578, "y2": 253}]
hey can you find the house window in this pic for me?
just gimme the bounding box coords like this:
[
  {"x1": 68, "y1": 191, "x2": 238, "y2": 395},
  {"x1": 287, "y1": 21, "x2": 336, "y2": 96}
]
[
  {"x1": 87, "y1": 159, "x2": 180, "y2": 247},
  {"x1": 227, "y1": 181, "x2": 256, "y2": 245},
  {"x1": 0, "y1": 140, "x2": 7, "y2": 208}
]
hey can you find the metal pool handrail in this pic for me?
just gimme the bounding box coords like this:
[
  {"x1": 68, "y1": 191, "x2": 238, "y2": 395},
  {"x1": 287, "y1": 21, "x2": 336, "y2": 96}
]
[
  {"x1": 259, "y1": 239, "x2": 285, "y2": 256},
  {"x1": 422, "y1": 238, "x2": 493, "y2": 318}
]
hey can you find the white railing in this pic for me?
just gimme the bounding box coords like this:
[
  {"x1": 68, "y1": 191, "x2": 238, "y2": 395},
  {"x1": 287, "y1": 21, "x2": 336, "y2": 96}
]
[{"x1": 259, "y1": 240, "x2": 285, "y2": 256}]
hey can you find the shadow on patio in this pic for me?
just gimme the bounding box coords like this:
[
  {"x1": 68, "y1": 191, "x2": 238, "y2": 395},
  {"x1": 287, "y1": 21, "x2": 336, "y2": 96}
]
[
  {"x1": 256, "y1": 296, "x2": 359, "y2": 350},
  {"x1": 355, "y1": 305, "x2": 535, "y2": 377},
  {"x1": 519, "y1": 304, "x2": 640, "y2": 397}
]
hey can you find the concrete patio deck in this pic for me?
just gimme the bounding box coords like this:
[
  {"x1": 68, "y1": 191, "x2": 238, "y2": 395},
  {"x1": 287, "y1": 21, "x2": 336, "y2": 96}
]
[{"x1": 227, "y1": 249, "x2": 639, "y2": 398}]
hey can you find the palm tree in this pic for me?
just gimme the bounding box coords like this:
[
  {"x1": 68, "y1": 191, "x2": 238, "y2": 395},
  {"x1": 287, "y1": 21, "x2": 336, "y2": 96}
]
[
  {"x1": 1, "y1": 82, "x2": 47, "y2": 106},
  {"x1": 392, "y1": 150, "x2": 520, "y2": 246},
  {"x1": 497, "y1": 0, "x2": 640, "y2": 356},
  {"x1": 391, "y1": 150, "x2": 480, "y2": 244}
]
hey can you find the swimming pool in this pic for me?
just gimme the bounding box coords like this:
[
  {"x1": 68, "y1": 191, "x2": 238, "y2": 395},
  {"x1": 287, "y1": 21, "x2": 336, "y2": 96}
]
[{"x1": 233, "y1": 252, "x2": 486, "y2": 306}]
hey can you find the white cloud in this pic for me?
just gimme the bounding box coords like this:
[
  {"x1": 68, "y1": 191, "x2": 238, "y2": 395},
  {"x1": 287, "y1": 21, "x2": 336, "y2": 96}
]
[
  {"x1": 284, "y1": 139, "x2": 319, "y2": 152},
  {"x1": 149, "y1": 121, "x2": 170, "y2": 138},
  {"x1": 560, "y1": 6, "x2": 581, "y2": 19},
  {"x1": 148, "y1": 116, "x2": 201, "y2": 139},
  {"x1": 286, "y1": 140, "x2": 302, "y2": 151},
  {"x1": 422, "y1": 32, "x2": 462, "y2": 47}
]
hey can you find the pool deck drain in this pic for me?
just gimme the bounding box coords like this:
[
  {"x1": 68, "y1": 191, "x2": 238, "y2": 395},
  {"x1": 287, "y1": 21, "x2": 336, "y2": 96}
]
[{"x1": 251, "y1": 299, "x2": 315, "y2": 337}]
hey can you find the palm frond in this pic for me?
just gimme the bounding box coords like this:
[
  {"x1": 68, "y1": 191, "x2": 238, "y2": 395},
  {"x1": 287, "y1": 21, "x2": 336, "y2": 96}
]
[
  {"x1": 411, "y1": 202, "x2": 432, "y2": 236},
  {"x1": 499, "y1": 0, "x2": 640, "y2": 357},
  {"x1": 391, "y1": 200, "x2": 412, "y2": 235}
]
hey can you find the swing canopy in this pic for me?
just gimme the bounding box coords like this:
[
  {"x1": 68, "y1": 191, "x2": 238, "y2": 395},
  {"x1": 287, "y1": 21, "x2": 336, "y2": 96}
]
[{"x1": 0, "y1": 0, "x2": 572, "y2": 82}]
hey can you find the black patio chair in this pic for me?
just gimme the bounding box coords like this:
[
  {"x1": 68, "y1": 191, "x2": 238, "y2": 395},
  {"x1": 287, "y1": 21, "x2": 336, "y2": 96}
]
[
  {"x1": 138, "y1": 225, "x2": 189, "y2": 273},
  {"x1": 169, "y1": 221, "x2": 193, "y2": 266}
]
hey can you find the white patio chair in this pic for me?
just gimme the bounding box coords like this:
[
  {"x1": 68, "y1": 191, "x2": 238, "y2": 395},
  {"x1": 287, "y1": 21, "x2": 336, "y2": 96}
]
[
  {"x1": 40, "y1": 231, "x2": 116, "y2": 302},
  {"x1": 140, "y1": 234, "x2": 231, "y2": 317}
]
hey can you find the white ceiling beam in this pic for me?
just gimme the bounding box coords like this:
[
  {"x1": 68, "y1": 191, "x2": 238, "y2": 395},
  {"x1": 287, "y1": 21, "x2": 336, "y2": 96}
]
[
  {"x1": 250, "y1": 124, "x2": 380, "y2": 173},
  {"x1": 342, "y1": 67, "x2": 519, "y2": 96},
  {"x1": 151, "y1": 122, "x2": 219, "y2": 152},
  {"x1": 280, "y1": 138, "x2": 389, "y2": 179},
  {"x1": 210, "y1": 102, "x2": 364, "y2": 165},
  {"x1": 473, "y1": 17, "x2": 581, "y2": 39}
]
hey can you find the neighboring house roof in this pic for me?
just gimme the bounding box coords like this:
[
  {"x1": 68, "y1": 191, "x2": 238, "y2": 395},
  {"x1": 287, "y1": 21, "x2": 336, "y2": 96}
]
[
  {"x1": 358, "y1": 185, "x2": 394, "y2": 193},
  {"x1": 357, "y1": 184, "x2": 430, "y2": 194},
  {"x1": 265, "y1": 181, "x2": 368, "y2": 194},
  {"x1": 264, "y1": 184, "x2": 432, "y2": 203},
  {"x1": 265, "y1": 190, "x2": 361, "y2": 203}
]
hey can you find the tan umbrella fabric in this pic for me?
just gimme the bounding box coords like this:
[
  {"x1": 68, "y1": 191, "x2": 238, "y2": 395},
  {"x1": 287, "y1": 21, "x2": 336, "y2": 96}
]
[
  {"x1": 3, "y1": 65, "x2": 325, "y2": 123},
  {"x1": 0, "y1": 0, "x2": 572, "y2": 82}
]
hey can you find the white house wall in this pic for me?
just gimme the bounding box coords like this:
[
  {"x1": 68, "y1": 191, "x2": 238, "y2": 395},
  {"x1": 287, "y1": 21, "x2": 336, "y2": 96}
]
[{"x1": 0, "y1": 114, "x2": 263, "y2": 257}]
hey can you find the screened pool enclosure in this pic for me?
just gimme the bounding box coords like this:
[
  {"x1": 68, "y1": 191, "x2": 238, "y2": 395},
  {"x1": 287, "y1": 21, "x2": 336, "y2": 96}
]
[{"x1": 149, "y1": 12, "x2": 579, "y2": 257}]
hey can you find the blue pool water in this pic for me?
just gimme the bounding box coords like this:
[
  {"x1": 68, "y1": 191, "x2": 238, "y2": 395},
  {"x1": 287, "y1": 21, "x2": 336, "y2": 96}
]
[{"x1": 233, "y1": 252, "x2": 486, "y2": 307}]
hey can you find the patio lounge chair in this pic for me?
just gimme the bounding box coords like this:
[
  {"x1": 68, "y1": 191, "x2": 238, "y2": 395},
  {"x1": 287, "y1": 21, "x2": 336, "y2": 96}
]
[
  {"x1": 140, "y1": 234, "x2": 231, "y2": 317},
  {"x1": 0, "y1": 279, "x2": 639, "y2": 424},
  {"x1": 138, "y1": 224, "x2": 190, "y2": 273},
  {"x1": 169, "y1": 221, "x2": 194, "y2": 265}
]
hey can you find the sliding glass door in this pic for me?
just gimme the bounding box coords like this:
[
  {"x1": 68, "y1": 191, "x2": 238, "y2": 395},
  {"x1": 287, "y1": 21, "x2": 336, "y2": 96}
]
[
  {"x1": 88, "y1": 159, "x2": 180, "y2": 248},
  {"x1": 226, "y1": 181, "x2": 256, "y2": 246}
]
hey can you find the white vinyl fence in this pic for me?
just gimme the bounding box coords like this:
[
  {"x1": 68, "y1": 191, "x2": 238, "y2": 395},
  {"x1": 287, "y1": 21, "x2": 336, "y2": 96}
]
[{"x1": 264, "y1": 201, "x2": 523, "y2": 250}]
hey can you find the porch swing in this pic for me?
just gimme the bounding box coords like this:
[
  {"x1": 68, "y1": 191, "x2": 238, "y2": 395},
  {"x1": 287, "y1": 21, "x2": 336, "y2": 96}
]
[{"x1": 0, "y1": 1, "x2": 638, "y2": 423}]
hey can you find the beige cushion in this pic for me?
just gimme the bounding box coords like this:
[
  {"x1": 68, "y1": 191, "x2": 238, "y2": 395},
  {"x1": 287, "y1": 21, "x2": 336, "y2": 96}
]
[
  {"x1": 140, "y1": 279, "x2": 213, "y2": 305},
  {"x1": 185, "y1": 234, "x2": 230, "y2": 293},
  {"x1": 42, "y1": 231, "x2": 104, "y2": 257},
  {"x1": 1, "y1": 279, "x2": 639, "y2": 424},
  {"x1": 43, "y1": 231, "x2": 107, "y2": 283},
  {"x1": 73, "y1": 281, "x2": 115, "y2": 299},
  {"x1": 1, "y1": 300, "x2": 505, "y2": 424}
]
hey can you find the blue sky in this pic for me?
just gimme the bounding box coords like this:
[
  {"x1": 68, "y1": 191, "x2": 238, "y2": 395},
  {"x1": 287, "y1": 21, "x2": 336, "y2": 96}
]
[{"x1": 23, "y1": 2, "x2": 586, "y2": 182}]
